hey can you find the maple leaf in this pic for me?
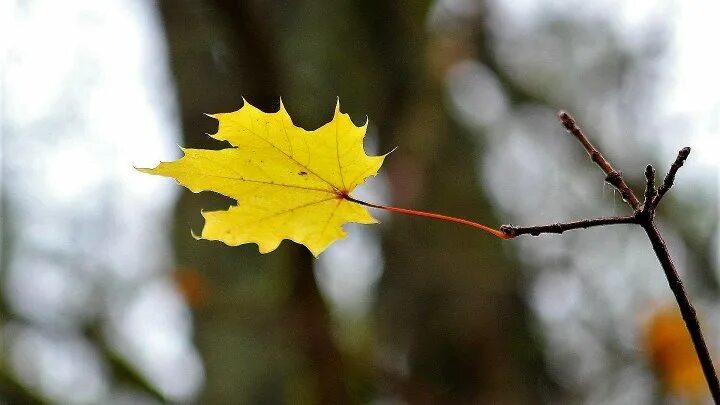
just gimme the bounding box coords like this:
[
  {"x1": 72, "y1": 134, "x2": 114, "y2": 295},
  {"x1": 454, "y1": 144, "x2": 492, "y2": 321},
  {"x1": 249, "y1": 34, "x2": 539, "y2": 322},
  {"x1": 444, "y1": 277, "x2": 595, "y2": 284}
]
[
  {"x1": 139, "y1": 99, "x2": 507, "y2": 256},
  {"x1": 139, "y1": 100, "x2": 386, "y2": 256}
]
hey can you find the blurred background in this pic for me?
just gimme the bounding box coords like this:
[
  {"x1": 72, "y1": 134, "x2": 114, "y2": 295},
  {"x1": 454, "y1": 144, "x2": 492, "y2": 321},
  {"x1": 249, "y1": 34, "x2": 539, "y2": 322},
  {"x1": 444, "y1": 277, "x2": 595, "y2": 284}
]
[{"x1": 1, "y1": 0, "x2": 718, "y2": 403}]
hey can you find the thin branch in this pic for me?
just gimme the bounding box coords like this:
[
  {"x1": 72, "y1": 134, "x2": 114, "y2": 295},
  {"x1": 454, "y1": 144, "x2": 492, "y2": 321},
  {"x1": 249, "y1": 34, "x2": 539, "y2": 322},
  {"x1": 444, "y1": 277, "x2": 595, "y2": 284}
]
[
  {"x1": 653, "y1": 147, "x2": 691, "y2": 207},
  {"x1": 642, "y1": 222, "x2": 720, "y2": 404},
  {"x1": 642, "y1": 165, "x2": 656, "y2": 216},
  {"x1": 499, "y1": 113, "x2": 718, "y2": 400},
  {"x1": 500, "y1": 215, "x2": 636, "y2": 238},
  {"x1": 558, "y1": 111, "x2": 641, "y2": 209},
  {"x1": 346, "y1": 112, "x2": 716, "y2": 399}
]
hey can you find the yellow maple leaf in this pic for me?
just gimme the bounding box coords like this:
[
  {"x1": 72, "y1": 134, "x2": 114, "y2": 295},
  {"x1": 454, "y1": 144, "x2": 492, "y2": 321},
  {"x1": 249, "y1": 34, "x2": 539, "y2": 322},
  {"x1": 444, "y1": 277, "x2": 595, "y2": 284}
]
[
  {"x1": 140, "y1": 99, "x2": 507, "y2": 256},
  {"x1": 139, "y1": 100, "x2": 385, "y2": 256}
]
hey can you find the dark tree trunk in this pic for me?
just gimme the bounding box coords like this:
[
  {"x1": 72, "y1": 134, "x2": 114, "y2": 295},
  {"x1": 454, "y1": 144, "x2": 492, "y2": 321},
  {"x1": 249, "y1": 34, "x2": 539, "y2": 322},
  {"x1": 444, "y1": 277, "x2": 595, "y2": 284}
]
[{"x1": 157, "y1": 1, "x2": 348, "y2": 403}]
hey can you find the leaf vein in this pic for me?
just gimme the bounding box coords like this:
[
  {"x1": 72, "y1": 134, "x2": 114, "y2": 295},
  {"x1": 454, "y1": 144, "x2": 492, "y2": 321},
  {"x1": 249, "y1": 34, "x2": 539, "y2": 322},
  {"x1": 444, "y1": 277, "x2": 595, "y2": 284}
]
[
  {"x1": 237, "y1": 196, "x2": 337, "y2": 229},
  {"x1": 335, "y1": 117, "x2": 346, "y2": 190},
  {"x1": 173, "y1": 170, "x2": 334, "y2": 194},
  {"x1": 238, "y1": 121, "x2": 341, "y2": 192}
]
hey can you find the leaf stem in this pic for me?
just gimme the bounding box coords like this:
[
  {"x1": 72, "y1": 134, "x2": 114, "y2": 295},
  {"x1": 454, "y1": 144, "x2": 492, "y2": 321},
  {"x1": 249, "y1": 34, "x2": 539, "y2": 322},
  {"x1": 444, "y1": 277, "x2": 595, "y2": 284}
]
[{"x1": 343, "y1": 195, "x2": 510, "y2": 239}]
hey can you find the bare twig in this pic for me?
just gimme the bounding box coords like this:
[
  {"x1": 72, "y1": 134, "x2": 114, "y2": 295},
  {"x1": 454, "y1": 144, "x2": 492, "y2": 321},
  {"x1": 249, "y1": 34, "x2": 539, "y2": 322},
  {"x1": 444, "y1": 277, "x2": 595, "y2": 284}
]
[
  {"x1": 653, "y1": 147, "x2": 691, "y2": 207},
  {"x1": 642, "y1": 221, "x2": 720, "y2": 403},
  {"x1": 500, "y1": 215, "x2": 636, "y2": 238},
  {"x1": 502, "y1": 114, "x2": 719, "y2": 402},
  {"x1": 558, "y1": 111, "x2": 641, "y2": 209},
  {"x1": 642, "y1": 165, "x2": 656, "y2": 217}
]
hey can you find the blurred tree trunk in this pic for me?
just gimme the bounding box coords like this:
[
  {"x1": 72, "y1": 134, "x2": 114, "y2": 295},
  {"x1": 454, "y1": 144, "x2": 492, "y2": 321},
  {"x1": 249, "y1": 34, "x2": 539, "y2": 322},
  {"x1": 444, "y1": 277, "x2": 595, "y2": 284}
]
[
  {"x1": 158, "y1": 0, "x2": 545, "y2": 402},
  {"x1": 352, "y1": 1, "x2": 546, "y2": 402},
  {"x1": 158, "y1": 1, "x2": 347, "y2": 403}
]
